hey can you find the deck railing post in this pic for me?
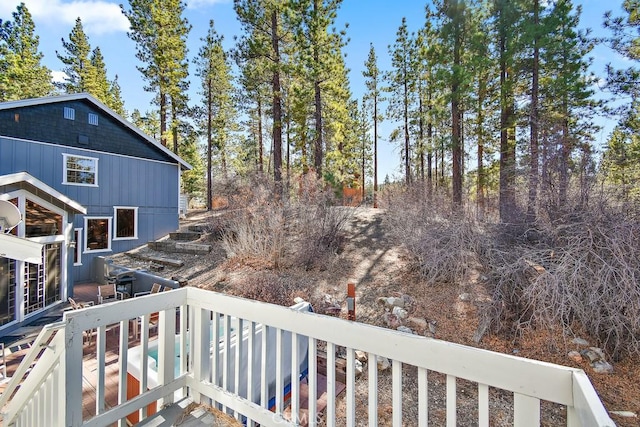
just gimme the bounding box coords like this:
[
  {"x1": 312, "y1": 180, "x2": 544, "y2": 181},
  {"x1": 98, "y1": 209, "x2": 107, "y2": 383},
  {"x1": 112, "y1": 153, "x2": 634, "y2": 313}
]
[{"x1": 64, "y1": 317, "x2": 84, "y2": 427}]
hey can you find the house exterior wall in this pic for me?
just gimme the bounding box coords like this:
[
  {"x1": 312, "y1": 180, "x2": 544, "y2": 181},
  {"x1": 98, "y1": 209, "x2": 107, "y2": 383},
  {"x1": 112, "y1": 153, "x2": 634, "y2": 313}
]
[
  {"x1": 0, "y1": 97, "x2": 185, "y2": 284},
  {"x1": 0, "y1": 137, "x2": 180, "y2": 283}
]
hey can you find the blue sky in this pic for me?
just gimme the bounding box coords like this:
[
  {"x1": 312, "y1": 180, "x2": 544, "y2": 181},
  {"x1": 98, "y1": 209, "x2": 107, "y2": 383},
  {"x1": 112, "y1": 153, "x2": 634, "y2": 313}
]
[{"x1": 0, "y1": 0, "x2": 631, "y2": 181}]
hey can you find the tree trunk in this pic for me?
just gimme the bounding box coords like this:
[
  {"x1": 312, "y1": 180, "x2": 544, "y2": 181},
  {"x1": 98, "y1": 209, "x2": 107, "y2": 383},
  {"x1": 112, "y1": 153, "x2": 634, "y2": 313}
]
[
  {"x1": 257, "y1": 96, "x2": 264, "y2": 173},
  {"x1": 271, "y1": 10, "x2": 283, "y2": 186},
  {"x1": 207, "y1": 78, "x2": 213, "y2": 211},
  {"x1": 527, "y1": 0, "x2": 540, "y2": 222}
]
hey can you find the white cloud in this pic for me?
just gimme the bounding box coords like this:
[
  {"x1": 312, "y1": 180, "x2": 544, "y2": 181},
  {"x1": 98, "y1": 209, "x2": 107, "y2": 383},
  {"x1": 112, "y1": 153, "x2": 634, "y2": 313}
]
[
  {"x1": 51, "y1": 70, "x2": 68, "y2": 84},
  {"x1": 185, "y1": 0, "x2": 230, "y2": 10},
  {"x1": 1, "y1": 0, "x2": 129, "y2": 36}
]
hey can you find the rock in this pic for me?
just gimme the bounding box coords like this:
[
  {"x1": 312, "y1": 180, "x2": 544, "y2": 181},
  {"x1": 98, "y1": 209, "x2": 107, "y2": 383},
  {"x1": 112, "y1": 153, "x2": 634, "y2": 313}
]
[
  {"x1": 571, "y1": 337, "x2": 589, "y2": 346},
  {"x1": 406, "y1": 317, "x2": 427, "y2": 330},
  {"x1": 568, "y1": 351, "x2": 582, "y2": 363},
  {"x1": 293, "y1": 297, "x2": 305, "y2": 304},
  {"x1": 392, "y1": 306, "x2": 408, "y2": 319},
  {"x1": 591, "y1": 360, "x2": 614, "y2": 374},
  {"x1": 397, "y1": 326, "x2": 413, "y2": 334},
  {"x1": 377, "y1": 356, "x2": 391, "y2": 371},
  {"x1": 458, "y1": 293, "x2": 472, "y2": 302},
  {"x1": 589, "y1": 347, "x2": 607, "y2": 360},
  {"x1": 383, "y1": 313, "x2": 401, "y2": 329},
  {"x1": 580, "y1": 348, "x2": 602, "y2": 363},
  {"x1": 355, "y1": 350, "x2": 367, "y2": 362},
  {"x1": 401, "y1": 294, "x2": 414, "y2": 306},
  {"x1": 610, "y1": 411, "x2": 637, "y2": 418},
  {"x1": 377, "y1": 297, "x2": 405, "y2": 309},
  {"x1": 354, "y1": 359, "x2": 364, "y2": 376},
  {"x1": 428, "y1": 320, "x2": 437, "y2": 335}
]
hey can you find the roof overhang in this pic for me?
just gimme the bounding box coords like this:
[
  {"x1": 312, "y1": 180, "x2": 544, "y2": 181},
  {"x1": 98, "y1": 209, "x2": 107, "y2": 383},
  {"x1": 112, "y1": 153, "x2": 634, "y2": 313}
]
[
  {"x1": 0, "y1": 233, "x2": 43, "y2": 264},
  {"x1": 0, "y1": 172, "x2": 86, "y2": 215},
  {"x1": 0, "y1": 93, "x2": 192, "y2": 171}
]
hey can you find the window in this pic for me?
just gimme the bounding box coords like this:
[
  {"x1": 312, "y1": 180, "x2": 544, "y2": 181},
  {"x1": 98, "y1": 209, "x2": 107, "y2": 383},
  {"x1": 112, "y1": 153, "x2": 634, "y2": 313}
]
[
  {"x1": 88, "y1": 113, "x2": 98, "y2": 126},
  {"x1": 73, "y1": 228, "x2": 82, "y2": 265},
  {"x1": 64, "y1": 107, "x2": 75, "y2": 120},
  {"x1": 84, "y1": 217, "x2": 111, "y2": 252},
  {"x1": 25, "y1": 199, "x2": 62, "y2": 237},
  {"x1": 63, "y1": 154, "x2": 98, "y2": 186},
  {"x1": 114, "y1": 207, "x2": 138, "y2": 240}
]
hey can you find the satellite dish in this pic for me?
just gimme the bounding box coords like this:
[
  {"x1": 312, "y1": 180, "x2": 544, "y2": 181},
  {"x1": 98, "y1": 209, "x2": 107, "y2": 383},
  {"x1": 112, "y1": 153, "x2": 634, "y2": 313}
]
[{"x1": 0, "y1": 200, "x2": 21, "y2": 233}]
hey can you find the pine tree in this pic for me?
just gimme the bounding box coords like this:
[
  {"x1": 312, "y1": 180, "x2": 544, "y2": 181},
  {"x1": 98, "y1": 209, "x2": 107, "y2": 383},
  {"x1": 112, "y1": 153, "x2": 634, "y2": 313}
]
[
  {"x1": 0, "y1": 3, "x2": 53, "y2": 101},
  {"x1": 122, "y1": 0, "x2": 191, "y2": 152},
  {"x1": 362, "y1": 43, "x2": 382, "y2": 207},
  {"x1": 56, "y1": 18, "x2": 94, "y2": 93},
  {"x1": 387, "y1": 17, "x2": 415, "y2": 185},
  {"x1": 194, "y1": 20, "x2": 237, "y2": 209},
  {"x1": 234, "y1": 0, "x2": 293, "y2": 188}
]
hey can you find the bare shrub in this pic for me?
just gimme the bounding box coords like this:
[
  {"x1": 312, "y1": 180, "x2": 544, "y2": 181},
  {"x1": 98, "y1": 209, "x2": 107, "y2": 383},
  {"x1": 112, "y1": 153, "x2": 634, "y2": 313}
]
[
  {"x1": 384, "y1": 185, "x2": 486, "y2": 286},
  {"x1": 229, "y1": 272, "x2": 307, "y2": 307},
  {"x1": 484, "y1": 207, "x2": 640, "y2": 359},
  {"x1": 220, "y1": 174, "x2": 350, "y2": 270}
]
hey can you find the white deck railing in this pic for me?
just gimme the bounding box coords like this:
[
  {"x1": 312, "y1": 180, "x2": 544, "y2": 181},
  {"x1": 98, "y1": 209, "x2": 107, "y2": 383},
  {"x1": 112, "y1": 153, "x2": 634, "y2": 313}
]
[{"x1": 1, "y1": 287, "x2": 614, "y2": 426}]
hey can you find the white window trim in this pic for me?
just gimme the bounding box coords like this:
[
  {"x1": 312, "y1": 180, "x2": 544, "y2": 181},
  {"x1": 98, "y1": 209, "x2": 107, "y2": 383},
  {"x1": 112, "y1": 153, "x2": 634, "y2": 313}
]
[
  {"x1": 88, "y1": 112, "x2": 98, "y2": 126},
  {"x1": 73, "y1": 228, "x2": 83, "y2": 265},
  {"x1": 63, "y1": 107, "x2": 75, "y2": 120},
  {"x1": 113, "y1": 206, "x2": 139, "y2": 241},
  {"x1": 62, "y1": 153, "x2": 99, "y2": 187},
  {"x1": 83, "y1": 216, "x2": 112, "y2": 254}
]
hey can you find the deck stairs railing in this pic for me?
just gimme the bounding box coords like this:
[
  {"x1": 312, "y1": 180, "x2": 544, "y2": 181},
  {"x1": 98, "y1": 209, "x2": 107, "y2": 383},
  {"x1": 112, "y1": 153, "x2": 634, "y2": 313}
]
[{"x1": 0, "y1": 287, "x2": 615, "y2": 426}]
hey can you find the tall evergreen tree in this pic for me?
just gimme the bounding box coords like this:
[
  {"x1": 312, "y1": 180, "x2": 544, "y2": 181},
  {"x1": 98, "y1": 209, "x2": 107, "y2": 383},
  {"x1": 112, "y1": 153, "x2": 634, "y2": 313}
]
[
  {"x1": 122, "y1": 0, "x2": 191, "y2": 152},
  {"x1": 194, "y1": 20, "x2": 237, "y2": 210},
  {"x1": 0, "y1": 3, "x2": 53, "y2": 101},
  {"x1": 362, "y1": 43, "x2": 382, "y2": 207},
  {"x1": 387, "y1": 17, "x2": 415, "y2": 185},
  {"x1": 56, "y1": 18, "x2": 93, "y2": 93}
]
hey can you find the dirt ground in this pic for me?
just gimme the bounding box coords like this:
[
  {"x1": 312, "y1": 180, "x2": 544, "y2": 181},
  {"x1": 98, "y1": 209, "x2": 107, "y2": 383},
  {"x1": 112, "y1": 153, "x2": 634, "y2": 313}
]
[{"x1": 111, "y1": 207, "x2": 639, "y2": 426}]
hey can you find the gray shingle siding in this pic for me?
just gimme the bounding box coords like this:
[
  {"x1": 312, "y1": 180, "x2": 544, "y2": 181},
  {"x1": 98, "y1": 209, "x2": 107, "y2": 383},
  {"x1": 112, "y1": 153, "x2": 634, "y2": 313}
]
[{"x1": 0, "y1": 99, "x2": 169, "y2": 162}]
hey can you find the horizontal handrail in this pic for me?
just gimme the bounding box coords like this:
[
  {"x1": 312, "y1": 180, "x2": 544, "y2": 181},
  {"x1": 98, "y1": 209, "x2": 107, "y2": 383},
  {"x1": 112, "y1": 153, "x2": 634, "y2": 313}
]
[
  {"x1": 15, "y1": 287, "x2": 613, "y2": 426},
  {"x1": 0, "y1": 321, "x2": 66, "y2": 409}
]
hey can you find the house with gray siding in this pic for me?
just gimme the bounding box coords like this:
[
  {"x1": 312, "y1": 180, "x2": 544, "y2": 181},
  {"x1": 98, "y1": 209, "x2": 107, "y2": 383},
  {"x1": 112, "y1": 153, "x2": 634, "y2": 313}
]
[{"x1": 0, "y1": 93, "x2": 191, "y2": 336}]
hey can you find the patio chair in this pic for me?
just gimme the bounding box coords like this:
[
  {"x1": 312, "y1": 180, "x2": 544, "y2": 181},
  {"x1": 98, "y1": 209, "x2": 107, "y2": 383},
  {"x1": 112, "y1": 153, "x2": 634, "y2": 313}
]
[
  {"x1": 134, "y1": 282, "x2": 162, "y2": 297},
  {"x1": 97, "y1": 284, "x2": 125, "y2": 304}
]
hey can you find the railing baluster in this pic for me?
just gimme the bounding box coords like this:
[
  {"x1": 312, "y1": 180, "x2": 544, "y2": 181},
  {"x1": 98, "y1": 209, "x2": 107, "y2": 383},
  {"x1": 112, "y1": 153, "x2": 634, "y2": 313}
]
[
  {"x1": 514, "y1": 393, "x2": 540, "y2": 426},
  {"x1": 478, "y1": 383, "x2": 489, "y2": 427},
  {"x1": 234, "y1": 317, "x2": 244, "y2": 419},
  {"x1": 158, "y1": 308, "x2": 176, "y2": 408},
  {"x1": 446, "y1": 374, "x2": 456, "y2": 427},
  {"x1": 261, "y1": 325, "x2": 269, "y2": 409},
  {"x1": 291, "y1": 332, "x2": 300, "y2": 425},
  {"x1": 212, "y1": 310, "x2": 221, "y2": 389},
  {"x1": 392, "y1": 359, "x2": 402, "y2": 427},
  {"x1": 118, "y1": 319, "x2": 129, "y2": 427},
  {"x1": 308, "y1": 337, "x2": 317, "y2": 427},
  {"x1": 418, "y1": 367, "x2": 428, "y2": 427},
  {"x1": 275, "y1": 328, "x2": 284, "y2": 414},
  {"x1": 247, "y1": 321, "x2": 256, "y2": 427},
  {"x1": 222, "y1": 313, "x2": 232, "y2": 413},
  {"x1": 139, "y1": 313, "x2": 150, "y2": 421},
  {"x1": 96, "y1": 325, "x2": 106, "y2": 415},
  {"x1": 346, "y1": 347, "x2": 355, "y2": 427},
  {"x1": 326, "y1": 342, "x2": 336, "y2": 427},
  {"x1": 368, "y1": 352, "x2": 378, "y2": 427}
]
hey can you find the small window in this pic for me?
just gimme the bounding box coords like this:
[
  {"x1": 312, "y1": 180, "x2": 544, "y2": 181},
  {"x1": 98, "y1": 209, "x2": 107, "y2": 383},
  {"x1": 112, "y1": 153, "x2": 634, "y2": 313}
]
[
  {"x1": 84, "y1": 217, "x2": 111, "y2": 253},
  {"x1": 73, "y1": 228, "x2": 82, "y2": 265},
  {"x1": 64, "y1": 107, "x2": 75, "y2": 120},
  {"x1": 88, "y1": 113, "x2": 98, "y2": 126},
  {"x1": 113, "y1": 207, "x2": 138, "y2": 240},
  {"x1": 14, "y1": 113, "x2": 19, "y2": 122},
  {"x1": 63, "y1": 154, "x2": 98, "y2": 186}
]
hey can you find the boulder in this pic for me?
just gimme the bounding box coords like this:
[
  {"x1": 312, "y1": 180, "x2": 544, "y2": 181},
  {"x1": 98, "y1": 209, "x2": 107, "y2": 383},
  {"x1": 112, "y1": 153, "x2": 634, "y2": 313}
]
[
  {"x1": 377, "y1": 356, "x2": 391, "y2": 371},
  {"x1": 392, "y1": 306, "x2": 408, "y2": 319}
]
